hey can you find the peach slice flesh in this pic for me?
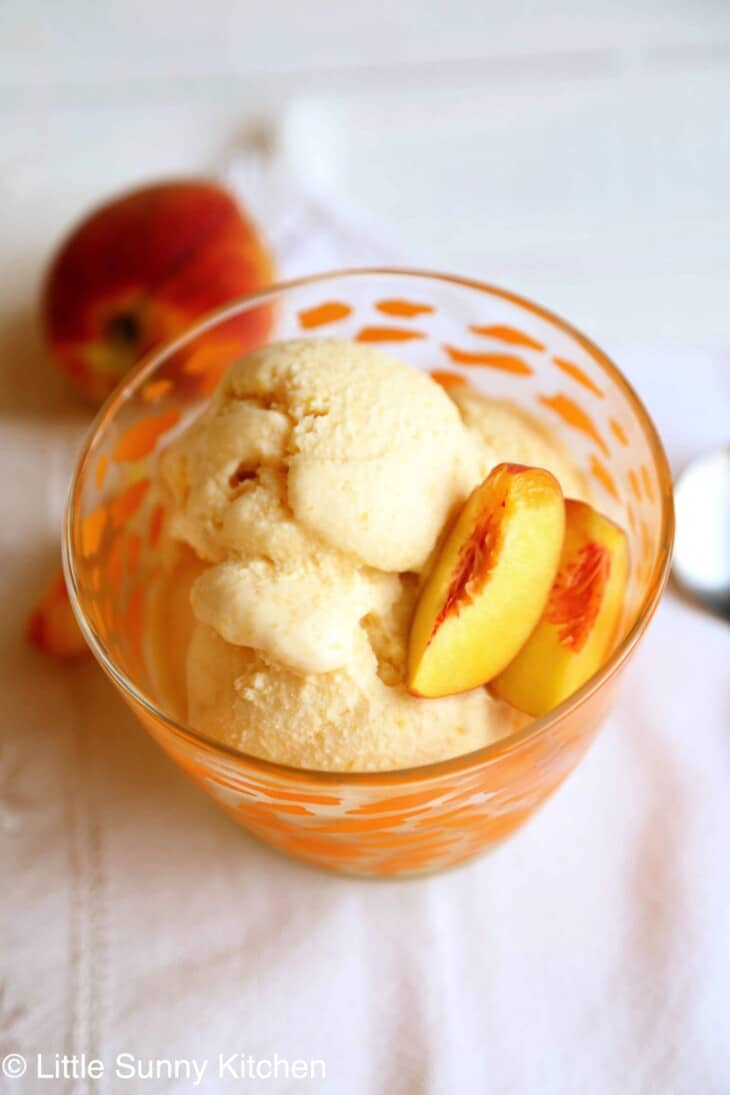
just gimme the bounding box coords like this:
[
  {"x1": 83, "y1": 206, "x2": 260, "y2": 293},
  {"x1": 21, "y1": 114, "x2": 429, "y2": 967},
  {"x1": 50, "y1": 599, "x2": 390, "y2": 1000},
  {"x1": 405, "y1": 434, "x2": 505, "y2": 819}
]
[
  {"x1": 490, "y1": 499, "x2": 629, "y2": 717},
  {"x1": 407, "y1": 463, "x2": 566, "y2": 698},
  {"x1": 27, "y1": 567, "x2": 89, "y2": 658}
]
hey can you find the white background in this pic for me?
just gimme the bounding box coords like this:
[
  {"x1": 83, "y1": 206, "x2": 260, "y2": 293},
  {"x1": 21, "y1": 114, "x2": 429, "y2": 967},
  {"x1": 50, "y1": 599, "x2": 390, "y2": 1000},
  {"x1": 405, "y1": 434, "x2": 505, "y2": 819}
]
[
  {"x1": 2, "y1": 0, "x2": 730, "y2": 342},
  {"x1": 1, "y1": 4, "x2": 729, "y2": 1094}
]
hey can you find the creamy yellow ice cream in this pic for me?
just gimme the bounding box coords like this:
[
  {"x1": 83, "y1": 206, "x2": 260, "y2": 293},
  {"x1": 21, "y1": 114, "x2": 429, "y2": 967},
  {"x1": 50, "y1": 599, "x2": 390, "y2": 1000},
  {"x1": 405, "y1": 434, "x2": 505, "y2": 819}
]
[{"x1": 153, "y1": 338, "x2": 586, "y2": 772}]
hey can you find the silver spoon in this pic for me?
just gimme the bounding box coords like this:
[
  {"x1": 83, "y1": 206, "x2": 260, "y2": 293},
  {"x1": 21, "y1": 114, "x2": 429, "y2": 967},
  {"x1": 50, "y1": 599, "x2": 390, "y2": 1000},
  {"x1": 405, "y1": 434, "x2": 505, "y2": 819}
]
[{"x1": 672, "y1": 446, "x2": 730, "y2": 621}]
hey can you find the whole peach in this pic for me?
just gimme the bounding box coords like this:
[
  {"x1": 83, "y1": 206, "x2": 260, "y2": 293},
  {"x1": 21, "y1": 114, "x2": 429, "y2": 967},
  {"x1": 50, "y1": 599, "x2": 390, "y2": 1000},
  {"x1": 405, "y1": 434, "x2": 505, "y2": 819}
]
[{"x1": 42, "y1": 179, "x2": 275, "y2": 404}]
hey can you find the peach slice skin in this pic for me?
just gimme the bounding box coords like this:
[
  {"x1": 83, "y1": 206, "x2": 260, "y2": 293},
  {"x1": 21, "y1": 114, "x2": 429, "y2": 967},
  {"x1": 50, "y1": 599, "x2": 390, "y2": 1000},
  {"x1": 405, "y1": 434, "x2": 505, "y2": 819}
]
[
  {"x1": 27, "y1": 567, "x2": 89, "y2": 658},
  {"x1": 490, "y1": 499, "x2": 629, "y2": 717},
  {"x1": 407, "y1": 463, "x2": 566, "y2": 698}
]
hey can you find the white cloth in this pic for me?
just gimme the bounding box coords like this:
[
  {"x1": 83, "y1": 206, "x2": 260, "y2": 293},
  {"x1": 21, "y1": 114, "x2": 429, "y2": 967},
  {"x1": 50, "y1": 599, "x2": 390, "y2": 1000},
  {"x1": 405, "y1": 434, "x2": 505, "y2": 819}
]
[{"x1": 1, "y1": 160, "x2": 729, "y2": 1095}]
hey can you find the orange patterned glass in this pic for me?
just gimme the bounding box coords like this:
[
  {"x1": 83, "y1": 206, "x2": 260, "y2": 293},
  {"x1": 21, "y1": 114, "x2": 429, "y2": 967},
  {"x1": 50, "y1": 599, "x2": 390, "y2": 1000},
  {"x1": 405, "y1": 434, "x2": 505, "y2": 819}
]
[{"x1": 63, "y1": 270, "x2": 674, "y2": 877}]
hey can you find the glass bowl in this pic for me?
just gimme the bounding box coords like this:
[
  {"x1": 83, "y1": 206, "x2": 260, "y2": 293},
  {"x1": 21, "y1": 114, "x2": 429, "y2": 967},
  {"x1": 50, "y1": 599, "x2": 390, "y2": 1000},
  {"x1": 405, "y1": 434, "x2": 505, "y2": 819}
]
[{"x1": 63, "y1": 269, "x2": 674, "y2": 878}]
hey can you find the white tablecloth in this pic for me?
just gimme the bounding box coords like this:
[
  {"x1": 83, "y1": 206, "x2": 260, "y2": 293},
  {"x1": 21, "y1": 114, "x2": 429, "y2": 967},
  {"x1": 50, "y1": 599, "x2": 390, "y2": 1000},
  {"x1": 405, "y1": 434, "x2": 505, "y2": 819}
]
[{"x1": 1, "y1": 162, "x2": 729, "y2": 1095}]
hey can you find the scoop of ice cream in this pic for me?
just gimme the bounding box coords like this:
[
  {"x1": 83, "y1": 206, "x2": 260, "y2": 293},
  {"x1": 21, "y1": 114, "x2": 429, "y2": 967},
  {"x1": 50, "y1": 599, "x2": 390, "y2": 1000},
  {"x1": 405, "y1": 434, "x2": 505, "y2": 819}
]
[
  {"x1": 163, "y1": 338, "x2": 474, "y2": 572},
  {"x1": 185, "y1": 603, "x2": 523, "y2": 772},
  {"x1": 155, "y1": 338, "x2": 588, "y2": 771},
  {"x1": 160, "y1": 339, "x2": 475, "y2": 676},
  {"x1": 191, "y1": 558, "x2": 400, "y2": 675}
]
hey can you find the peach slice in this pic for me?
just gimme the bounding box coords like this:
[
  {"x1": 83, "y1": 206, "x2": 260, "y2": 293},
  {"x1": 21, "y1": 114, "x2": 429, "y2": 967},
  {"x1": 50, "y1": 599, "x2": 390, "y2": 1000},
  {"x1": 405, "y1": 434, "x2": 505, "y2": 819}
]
[
  {"x1": 407, "y1": 463, "x2": 565, "y2": 697},
  {"x1": 27, "y1": 567, "x2": 89, "y2": 659},
  {"x1": 490, "y1": 499, "x2": 629, "y2": 716}
]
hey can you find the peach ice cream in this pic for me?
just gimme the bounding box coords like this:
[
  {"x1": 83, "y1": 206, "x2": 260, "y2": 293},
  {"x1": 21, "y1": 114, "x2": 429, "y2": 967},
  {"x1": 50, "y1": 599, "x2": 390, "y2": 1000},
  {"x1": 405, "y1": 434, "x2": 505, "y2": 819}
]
[{"x1": 151, "y1": 338, "x2": 587, "y2": 771}]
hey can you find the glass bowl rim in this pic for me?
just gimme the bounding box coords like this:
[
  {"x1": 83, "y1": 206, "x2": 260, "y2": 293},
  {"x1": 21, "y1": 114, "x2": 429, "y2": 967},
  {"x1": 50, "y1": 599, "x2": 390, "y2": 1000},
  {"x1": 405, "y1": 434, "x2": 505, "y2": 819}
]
[{"x1": 63, "y1": 266, "x2": 675, "y2": 786}]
